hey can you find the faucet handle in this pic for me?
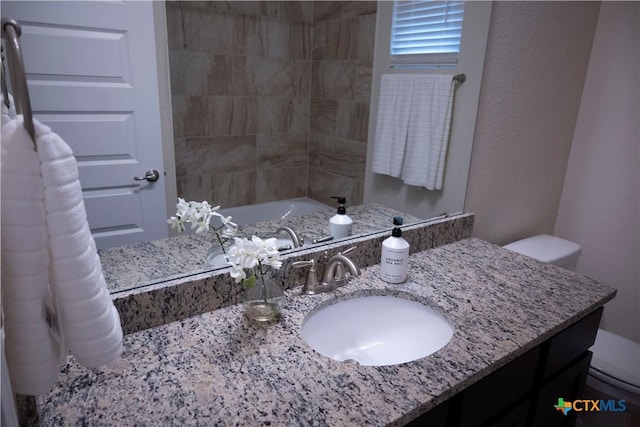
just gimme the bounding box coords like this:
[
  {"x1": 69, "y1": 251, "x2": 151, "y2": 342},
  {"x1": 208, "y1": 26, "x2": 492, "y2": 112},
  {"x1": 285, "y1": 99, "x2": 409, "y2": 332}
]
[
  {"x1": 340, "y1": 246, "x2": 357, "y2": 256},
  {"x1": 292, "y1": 259, "x2": 320, "y2": 294}
]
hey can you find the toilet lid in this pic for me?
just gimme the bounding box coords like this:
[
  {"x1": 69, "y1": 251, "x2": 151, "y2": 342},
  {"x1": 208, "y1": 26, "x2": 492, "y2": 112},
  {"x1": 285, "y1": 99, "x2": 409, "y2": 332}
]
[
  {"x1": 590, "y1": 329, "x2": 640, "y2": 390},
  {"x1": 503, "y1": 234, "x2": 581, "y2": 266}
]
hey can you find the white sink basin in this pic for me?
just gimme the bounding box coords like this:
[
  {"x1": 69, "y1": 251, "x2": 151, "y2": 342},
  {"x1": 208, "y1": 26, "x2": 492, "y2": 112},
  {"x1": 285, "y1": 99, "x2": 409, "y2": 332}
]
[{"x1": 301, "y1": 295, "x2": 453, "y2": 366}]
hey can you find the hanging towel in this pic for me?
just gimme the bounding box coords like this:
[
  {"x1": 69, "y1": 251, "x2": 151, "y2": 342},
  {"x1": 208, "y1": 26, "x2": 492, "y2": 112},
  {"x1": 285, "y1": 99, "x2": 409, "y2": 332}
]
[
  {"x1": 34, "y1": 119, "x2": 123, "y2": 368},
  {"x1": 1, "y1": 92, "x2": 16, "y2": 127},
  {"x1": 1, "y1": 117, "x2": 65, "y2": 395},
  {"x1": 371, "y1": 74, "x2": 415, "y2": 178},
  {"x1": 401, "y1": 75, "x2": 456, "y2": 190}
]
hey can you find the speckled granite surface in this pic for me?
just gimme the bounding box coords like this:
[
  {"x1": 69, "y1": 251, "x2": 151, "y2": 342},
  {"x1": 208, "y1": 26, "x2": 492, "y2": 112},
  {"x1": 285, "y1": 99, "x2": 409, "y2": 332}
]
[
  {"x1": 100, "y1": 203, "x2": 422, "y2": 294},
  {"x1": 35, "y1": 238, "x2": 616, "y2": 426},
  {"x1": 112, "y1": 213, "x2": 473, "y2": 334}
]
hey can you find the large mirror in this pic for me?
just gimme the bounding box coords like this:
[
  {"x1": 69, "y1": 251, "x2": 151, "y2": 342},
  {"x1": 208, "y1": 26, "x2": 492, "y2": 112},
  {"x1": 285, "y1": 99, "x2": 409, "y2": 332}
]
[
  {"x1": 100, "y1": 202, "x2": 430, "y2": 294},
  {"x1": 3, "y1": 1, "x2": 489, "y2": 294}
]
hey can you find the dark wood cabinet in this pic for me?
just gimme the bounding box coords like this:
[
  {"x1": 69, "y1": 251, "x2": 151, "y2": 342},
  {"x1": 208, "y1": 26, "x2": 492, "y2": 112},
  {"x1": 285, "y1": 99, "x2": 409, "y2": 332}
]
[{"x1": 407, "y1": 308, "x2": 602, "y2": 427}]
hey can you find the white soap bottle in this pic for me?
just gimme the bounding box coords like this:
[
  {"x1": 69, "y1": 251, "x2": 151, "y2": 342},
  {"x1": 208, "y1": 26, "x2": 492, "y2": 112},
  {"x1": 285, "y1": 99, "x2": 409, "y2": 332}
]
[
  {"x1": 329, "y1": 196, "x2": 353, "y2": 239},
  {"x1": 380, "y1": 217, "x2": 409, "y2": 283}
]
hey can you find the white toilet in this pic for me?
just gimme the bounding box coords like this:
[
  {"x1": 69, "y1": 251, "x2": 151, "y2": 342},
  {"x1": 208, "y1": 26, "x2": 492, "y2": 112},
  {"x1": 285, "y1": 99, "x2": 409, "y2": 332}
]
[{"x1": 503, "y1": 234, "x2": 640, "y2": 417}]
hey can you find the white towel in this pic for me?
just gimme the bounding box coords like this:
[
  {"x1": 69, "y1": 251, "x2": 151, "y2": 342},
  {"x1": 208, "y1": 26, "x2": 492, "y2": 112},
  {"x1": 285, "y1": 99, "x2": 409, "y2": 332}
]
[
  {"x1": 1, "y1": 117, "x2": 64, "y2": 395},
  {"x1": 34, "y1": 119, "x2": 123, "y2": 368},
  {"x1": 1, "y1": 92, "x2": 16, "y2": 127},
  {"x1": 401, "y1": 75, "x2": 456, "y2": 190},
  {"x1": 371, "y1": 74, "x2": 415, "y2": 177}
]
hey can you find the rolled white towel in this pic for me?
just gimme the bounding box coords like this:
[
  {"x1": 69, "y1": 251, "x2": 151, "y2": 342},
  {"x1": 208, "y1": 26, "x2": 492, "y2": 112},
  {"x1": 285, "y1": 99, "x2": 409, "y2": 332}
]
[
  {"x1": 34, "y1": 119, "x2": 123, "y2": 368},
  {"x1": 1, "y1": 117, "x2": 64, "y2": 395}
]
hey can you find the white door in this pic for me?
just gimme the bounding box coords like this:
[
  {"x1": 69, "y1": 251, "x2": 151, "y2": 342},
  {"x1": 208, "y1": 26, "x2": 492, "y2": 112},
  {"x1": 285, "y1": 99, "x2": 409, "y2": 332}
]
[{"x1": 2, "y1": 1, "x2": 169, "y2": 249}]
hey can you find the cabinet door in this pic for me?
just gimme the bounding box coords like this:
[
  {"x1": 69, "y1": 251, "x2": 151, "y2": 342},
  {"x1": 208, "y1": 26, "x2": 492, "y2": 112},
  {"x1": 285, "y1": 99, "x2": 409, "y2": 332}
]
[
  {"x1": 459, "y1": 347, "x2": 540, "y2": 426},
  {"x1": 532, "y1": 352, "x2": 592, "y2": 427},
  {"x1": 405, "y1": 400, "x2": 448, "y2": 426},
  {"x1": 543, "y1": 308, "x2": 601, "y2": 379},
  {"x1": 483, "y1": 399, "x2": 530, "y2": 427}
]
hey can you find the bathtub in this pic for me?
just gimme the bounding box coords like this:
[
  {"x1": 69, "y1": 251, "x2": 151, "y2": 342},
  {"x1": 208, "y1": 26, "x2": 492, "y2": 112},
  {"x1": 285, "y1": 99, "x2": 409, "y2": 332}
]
[{"x1": 219, "y1": 198, "x2": 331, "y2": 226}]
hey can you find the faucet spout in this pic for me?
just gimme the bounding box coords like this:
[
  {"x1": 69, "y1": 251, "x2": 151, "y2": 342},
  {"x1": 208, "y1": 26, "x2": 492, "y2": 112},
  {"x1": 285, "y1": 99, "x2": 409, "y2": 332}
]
[
  {"x1": 321, "y1": 253, "x2": 360, "y2": 287},
  {"x1": 276, "y1": 226, "x2": 302, "y2": 248}
]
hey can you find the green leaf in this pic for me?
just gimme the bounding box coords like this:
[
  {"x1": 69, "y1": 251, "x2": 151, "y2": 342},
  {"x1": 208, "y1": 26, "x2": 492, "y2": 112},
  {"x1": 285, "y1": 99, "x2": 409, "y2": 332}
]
[{"x1": 244, "y1": 275, "x2": 257, "y2": 288}]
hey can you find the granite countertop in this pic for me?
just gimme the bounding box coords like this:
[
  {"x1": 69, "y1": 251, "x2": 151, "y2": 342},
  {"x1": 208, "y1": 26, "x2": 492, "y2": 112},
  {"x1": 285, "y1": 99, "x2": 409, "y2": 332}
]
[
  {"x1": 99, "y1": 203, "x2": 423, "y2": 294},
  {"x1": 37, "y1": 238, "x2": 616, "y2": 426}
]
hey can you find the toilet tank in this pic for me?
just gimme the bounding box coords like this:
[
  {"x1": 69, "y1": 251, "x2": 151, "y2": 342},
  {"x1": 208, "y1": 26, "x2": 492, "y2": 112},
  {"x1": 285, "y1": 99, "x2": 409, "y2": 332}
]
[{"x1": 503, "y1": 234, "x2": 582, "y2": 271}]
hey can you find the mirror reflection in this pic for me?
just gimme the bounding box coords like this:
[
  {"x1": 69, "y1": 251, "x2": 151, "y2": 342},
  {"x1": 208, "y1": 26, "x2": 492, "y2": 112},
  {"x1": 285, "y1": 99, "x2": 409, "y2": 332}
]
[
  {"x1": 102, "y1": 0, "x2": 473, "y2": 293},
  {"x1": 2, "y1": 0, "x2": 477, "y2": 296},
  {"x1": 100, "y1": 202, "x2": 424, "y2": 294}
]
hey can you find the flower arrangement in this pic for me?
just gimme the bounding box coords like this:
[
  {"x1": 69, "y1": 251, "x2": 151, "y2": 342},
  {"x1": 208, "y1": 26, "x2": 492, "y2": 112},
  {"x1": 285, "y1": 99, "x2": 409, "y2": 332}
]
[
  {"x1": 227, "y1": 236, "x2": 284, "y2": 322},
  {"x1": 227, "y1": 236, "x2": 282, "y2": 287},
  {"x1": 167, "y1": 198, "x2": 237, "y2": 253}
]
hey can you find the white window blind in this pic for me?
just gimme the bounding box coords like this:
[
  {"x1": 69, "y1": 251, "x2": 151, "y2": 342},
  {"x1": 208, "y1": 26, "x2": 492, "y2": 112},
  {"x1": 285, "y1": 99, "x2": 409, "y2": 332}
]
[{"x1": 391, "y1": 0, "x2": 465, "y2": 68}]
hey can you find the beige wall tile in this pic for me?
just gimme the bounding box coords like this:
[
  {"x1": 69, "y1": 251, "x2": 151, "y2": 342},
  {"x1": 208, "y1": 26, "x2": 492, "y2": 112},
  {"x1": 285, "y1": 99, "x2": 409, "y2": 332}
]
[
  {"x1": 313, "y1": 1, "x2": 344, "y2": 22},
  {"x1": 342, "y1": 1, "x2": 377, "y2": 19},
  {"x1": 207, "y1": 1, "x2": 263, "y2": 17},
  {"x1": 256, "y1": 18, "x2": 311, "y2": 59},
  {"x1": 309, "y1": 133, "x2": 366, "y2": 180},
  {"x1": 310, "y1": 98, "x2": 337, "y2": 136},
  {"x1": 312, "y1": 21, "x2": 326, "y2": 60},
  {"x1": 295, "y1": 166, "x2": 309, "y2": 198},
  {"x1": 308, "y1": 167, "x2": 361, "y2": 206},
  {"x1": 172, "y1": 96, "x2": 208, "y2": 138},
  {"x1": 168, "y1": 0, "x2": 376, "y2": 207},
  {"x1": 324, "y1": 18, "x2": 351, "y2": 60},
  {"x1": 213, "y1": 171, "x2": 257, "y2": 208},
  {"x1": 352, "y1": 61, "x2": 373, "y2": 103},
  {"x1": 256, "y1": 97, "x2": 309, "y2": 134},
  {"x1": 208, "y1": 96, "x2": 258, "y2": 136},
  {"x1": 209, "y1": 135, "x2": 257, "y2": 174},
  {"x1": 256, "y1": 167, "x2": 304, "y2": 203},
  {"x1": 311, "y1": 60, "x2": 354, "y2": 100},
  {"x1": 169, "y1": 51, "x2": 232, "y2": 96},
  {"x1": 165, "y1": 3, "x2": 184, "y2": 51},
  {"x1": 176, "y1": 174, "x2": 215, "y2": 203},
  {"x1": 257, "y1": 134, "x2": 308, "y2": 168},
  {"x1": 182, "y1": 7, "x2": 257, "y2": 56},
  {"x1": 335, "y1": 101, "x2": 369, "y2": 143},
  {"x1": 261, "y1": 1, "x2": 313, "y2": 23},
  {"x1": 232, "y1": 57, "x2": 310, "y2": 97},
  {"x1": 177, "y1": 135, "x2": 256, "y2": 177},
  {"x1": 174, "y1": 137, "x2": 210, "y2": 178}
]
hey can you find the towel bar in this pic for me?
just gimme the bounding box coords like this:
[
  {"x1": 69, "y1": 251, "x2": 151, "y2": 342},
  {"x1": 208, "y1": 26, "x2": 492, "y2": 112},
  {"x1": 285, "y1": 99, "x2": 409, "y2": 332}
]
[{"x1": 1, "y1": 18, "x2": 35, "y2": 143}]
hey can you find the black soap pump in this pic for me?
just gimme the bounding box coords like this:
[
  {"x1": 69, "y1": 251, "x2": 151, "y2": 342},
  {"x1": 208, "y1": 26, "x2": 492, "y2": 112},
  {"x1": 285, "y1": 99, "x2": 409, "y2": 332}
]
[
  {"x1": 380, "y1": 217, "x2": 410, "y2": 283},
  {"x1": 329, "y1": 196, "x2": 353, "y2": 239}
]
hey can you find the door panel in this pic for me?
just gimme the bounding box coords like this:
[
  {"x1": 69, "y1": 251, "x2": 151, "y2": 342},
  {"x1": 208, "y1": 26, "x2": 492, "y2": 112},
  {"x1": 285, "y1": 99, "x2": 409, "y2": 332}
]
[{"x1": 2, "y1": 1, "x2": 169, "y2": 248}]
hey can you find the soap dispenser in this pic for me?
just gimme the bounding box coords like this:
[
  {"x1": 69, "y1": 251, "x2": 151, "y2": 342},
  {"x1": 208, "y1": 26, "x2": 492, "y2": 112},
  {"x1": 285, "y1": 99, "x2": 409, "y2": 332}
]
[
  {"x1": 329, "y1": 196, "x2": 353, "y2": 239},
  {"x1": 380, "y1": 217, "x2": 409, "y2": 283}
]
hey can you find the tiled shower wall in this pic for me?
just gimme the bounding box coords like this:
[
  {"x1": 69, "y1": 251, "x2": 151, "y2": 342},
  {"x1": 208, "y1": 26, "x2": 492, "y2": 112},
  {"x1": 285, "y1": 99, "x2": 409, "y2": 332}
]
[
  {"x1": 166, "y1": 1, "x2": 376, "y2": 208},
  {"x1": 308, "y1": 1, "x2": 376, "y2": 207}
]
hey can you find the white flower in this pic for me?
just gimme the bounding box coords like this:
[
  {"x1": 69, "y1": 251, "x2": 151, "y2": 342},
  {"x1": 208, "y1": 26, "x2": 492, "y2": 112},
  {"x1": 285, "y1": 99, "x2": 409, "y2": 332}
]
[
  {"x1": 167, "y1": 216, "x2": 185, "y2": 233},
  {"x1": 227, "y1": 236, "x2": 282, "y2": 284},
  {"x1": 168, "y1": 198, "x2": 238, "y2": 259}
]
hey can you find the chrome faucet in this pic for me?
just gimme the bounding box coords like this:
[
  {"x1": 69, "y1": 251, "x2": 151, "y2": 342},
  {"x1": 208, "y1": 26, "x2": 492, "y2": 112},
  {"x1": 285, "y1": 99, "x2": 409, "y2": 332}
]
[
  {"x1": 321, "y1": 252, "x2": 361, "y2": 288},
  {"x1": 276, "y1": 225, "x2": 303, "y2": 248},
  {"x1": 292, "y1": 247, "x2": 360, "y2": 295}
]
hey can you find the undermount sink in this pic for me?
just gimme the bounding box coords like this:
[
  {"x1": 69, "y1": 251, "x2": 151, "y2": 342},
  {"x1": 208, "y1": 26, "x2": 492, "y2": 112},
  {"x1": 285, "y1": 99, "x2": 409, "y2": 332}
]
[{"x1": 301, "y1": 295, "x2": 453, "y2": 366}]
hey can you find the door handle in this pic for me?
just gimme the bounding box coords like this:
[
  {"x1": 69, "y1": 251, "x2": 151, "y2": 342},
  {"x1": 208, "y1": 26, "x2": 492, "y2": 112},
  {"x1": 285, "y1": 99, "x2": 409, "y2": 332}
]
[{"x1": 134, "y1": 169, "x2": 160, "y2": 182}]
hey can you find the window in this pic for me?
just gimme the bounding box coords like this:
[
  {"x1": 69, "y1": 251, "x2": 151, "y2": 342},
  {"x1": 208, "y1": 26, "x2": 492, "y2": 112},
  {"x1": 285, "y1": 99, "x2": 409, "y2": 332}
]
[{"x1": 390, "y1": 0, "x2": 465, "y2": 68}]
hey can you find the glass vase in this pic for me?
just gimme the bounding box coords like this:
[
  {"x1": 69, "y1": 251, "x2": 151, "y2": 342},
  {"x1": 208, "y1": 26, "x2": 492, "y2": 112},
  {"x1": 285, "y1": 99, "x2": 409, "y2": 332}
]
[
  {"x1": 243, "y1": 271, "x2": 284, "y2": 322},
  {"x1": 205, "y1": 238, "x2": 230, "y2": 268}
]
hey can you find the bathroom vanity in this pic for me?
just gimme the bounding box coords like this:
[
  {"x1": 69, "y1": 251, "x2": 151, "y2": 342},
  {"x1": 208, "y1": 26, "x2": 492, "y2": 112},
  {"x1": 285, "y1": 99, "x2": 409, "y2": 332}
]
[{"x1": 29, "y1": 237, "x2": 615, "y2": 426}]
